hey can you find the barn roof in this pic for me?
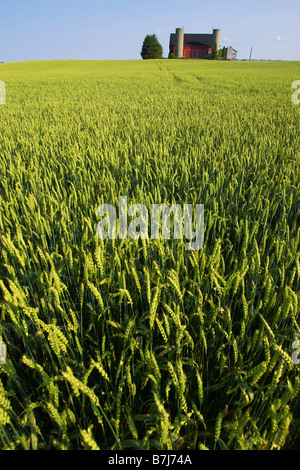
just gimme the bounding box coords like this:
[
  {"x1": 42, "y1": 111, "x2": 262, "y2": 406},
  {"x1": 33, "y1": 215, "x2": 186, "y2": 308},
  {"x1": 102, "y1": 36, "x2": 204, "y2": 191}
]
[
  {"x1": 169, "y1": 33, "x2": 214, "y2": 48},
  {"x1": 226, "y1": 46, "x2": 237, "y2": 52}
]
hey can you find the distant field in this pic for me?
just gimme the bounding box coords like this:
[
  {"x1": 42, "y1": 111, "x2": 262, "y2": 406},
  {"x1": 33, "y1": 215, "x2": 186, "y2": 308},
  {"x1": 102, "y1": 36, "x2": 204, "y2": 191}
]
[{"x1": 0, "y1": 59, "x2": 299, "y2": 450}]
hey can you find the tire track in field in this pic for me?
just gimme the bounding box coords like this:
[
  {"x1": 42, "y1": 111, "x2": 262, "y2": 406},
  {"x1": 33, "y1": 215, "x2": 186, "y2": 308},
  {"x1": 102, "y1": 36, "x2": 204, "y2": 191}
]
[
  {"x1": 162, "y1": 63, "x2": 184, "y2": 85},
  {"x1": 159, "y1": 62, "x2": 205, "y2": 89}
]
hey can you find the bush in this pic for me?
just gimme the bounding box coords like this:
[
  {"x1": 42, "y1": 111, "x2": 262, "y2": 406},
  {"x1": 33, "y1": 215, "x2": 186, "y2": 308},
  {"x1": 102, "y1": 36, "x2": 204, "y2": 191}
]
[{"x1": 141, "y1": 34, "x2": 163, "y2": 60}]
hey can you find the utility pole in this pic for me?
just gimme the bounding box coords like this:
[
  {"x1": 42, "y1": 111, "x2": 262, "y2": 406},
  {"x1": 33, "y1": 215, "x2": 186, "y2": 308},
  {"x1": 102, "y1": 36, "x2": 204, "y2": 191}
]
[{"x1": 249, "y1": 47, "x2": 253, "y2": 61}]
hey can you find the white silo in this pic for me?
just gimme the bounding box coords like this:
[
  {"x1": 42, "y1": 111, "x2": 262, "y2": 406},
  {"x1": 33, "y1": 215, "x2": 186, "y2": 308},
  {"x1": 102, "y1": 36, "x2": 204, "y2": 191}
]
[
  {"x1": 212, "y1": 29, "x2": 221, "y2": 52},
  {"x1": 175, "y1": 28, "x2": 184, "y2": 58}
]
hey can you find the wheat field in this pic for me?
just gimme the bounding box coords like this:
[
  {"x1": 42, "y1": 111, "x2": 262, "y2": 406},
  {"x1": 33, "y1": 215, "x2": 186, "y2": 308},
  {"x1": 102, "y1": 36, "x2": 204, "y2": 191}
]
[{"x1": 0, "y1": 59, "x2": 299, "y2": 450}]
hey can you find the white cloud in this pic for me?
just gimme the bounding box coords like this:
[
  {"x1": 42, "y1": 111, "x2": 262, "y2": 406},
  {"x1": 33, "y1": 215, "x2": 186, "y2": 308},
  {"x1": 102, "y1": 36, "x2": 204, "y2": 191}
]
[
  {"x1": 223, "y1": 36, "x2": 236, "y2": 44},
  {"x1": 275, "y1": 36, "x2": 291, "y2": 42}
]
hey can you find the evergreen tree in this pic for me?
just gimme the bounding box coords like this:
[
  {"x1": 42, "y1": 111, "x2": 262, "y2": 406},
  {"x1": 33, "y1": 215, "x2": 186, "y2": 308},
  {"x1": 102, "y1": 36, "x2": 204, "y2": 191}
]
[
  {"x1": 212, "y1": 43, "x2": 218, "y2": 59},
  {"x1": 141, "y1": 34, "x2": 163, "y2": 60}
]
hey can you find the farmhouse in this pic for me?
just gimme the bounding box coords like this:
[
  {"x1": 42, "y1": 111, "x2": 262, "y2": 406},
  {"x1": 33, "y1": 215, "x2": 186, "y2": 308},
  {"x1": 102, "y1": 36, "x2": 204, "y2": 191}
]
[
  {"x1": 169, "y1": 27, "x2": 237, "y2": 60},
  {"x1": 225, "y1": 45, "x2": 238, "y2": 61}
]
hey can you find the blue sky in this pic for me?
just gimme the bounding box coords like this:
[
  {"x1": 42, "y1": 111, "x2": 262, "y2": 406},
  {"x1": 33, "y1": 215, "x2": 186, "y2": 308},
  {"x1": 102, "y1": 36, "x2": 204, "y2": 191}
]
[{"x1": 0, "y1": 0, "x2": 299, "y2": 62}]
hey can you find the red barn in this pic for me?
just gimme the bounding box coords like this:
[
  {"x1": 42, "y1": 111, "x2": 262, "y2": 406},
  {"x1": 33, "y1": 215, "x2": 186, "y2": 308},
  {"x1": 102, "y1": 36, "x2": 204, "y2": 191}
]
[{"x1": 169, "y1": 28, "x2": 221, "y2": 59}]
